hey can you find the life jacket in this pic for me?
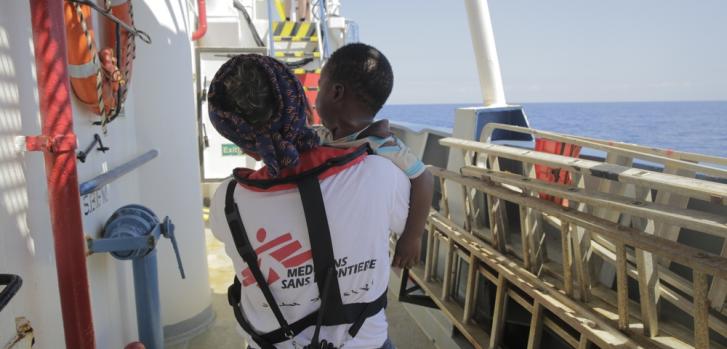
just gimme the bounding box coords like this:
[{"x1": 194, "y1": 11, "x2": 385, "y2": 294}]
[{"x1": 225, "y1": 145, "x2": 387, "y2": 349}]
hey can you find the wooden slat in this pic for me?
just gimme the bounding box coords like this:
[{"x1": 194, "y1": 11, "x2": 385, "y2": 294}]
[
  {"x1": 439, "y1": 176, "x2": 450, "y2": 219},
  {"x1": 462, "y1": 253, "x2": 479, "y2": 323},
  {"x1": 709, "y1": 239, "x2": 727, "y2": 311},
  {"x1": 428, "y1": 166, "x2": 727, "y2": 348},
  {"x1": 589, "y1": 285, "x2": 727, "y2": 349},
  {"x1": 519, "y1": 203, "x2": 533, "y2": 270},
  {"x1": 487, "y1": 195, "x2": 507, "y2": 253},
  {"x1": 542, "y1": 318, "x2": 580, "y2": 348},
  {"x1": 520, "y1": 162, "x2": 541, "y2": 273},
  {"x1": 590, "y1": 239, "x2": 727, "y2": 337},
  {"x1": 430, "y1": 166, "x2": 727, "y2": 280},
  {"x1": 694, "y1": 271, "x2": 710, "y2": 349},
  {"x1": 478, "y1": 264, "x2": 498, "y2": 284},
  {"x1": 479, "y1": 123, "x2": 727, "y2": 179},
  {"x1": 560, "y1": 221, "x2": 574, "y2": 297},
  {"x1": 588, "y1": 152, "x2": 633, "y2": 285},
  {"x1": 440, "y1": 138, "x2": 727, "y2": 205},
  {"x1": 487, "y1": 155, "x2": 508, "y2": 252},
  {"x1": 591, "y1": 233, "x2": 694, "y2": 296},
  {"x1": 428, "y1": 213, "x2": 643, "y2": 348},
  {"x1": 410, "y1": 263, "x2": 582, "y2": 349},
  {"x1": 489, "y1": 274, "x2": 508, "y2": 349},
  {"x1": 424, "y1": 221, "x2": 436, "y2": 281},
  {"x1": 529, "y1": 209, "x2": 546, "y2": 275},
  {"x1": 526, "y1": 302, "x2": 544, "y2": 349},
  {"x1": 408, "y1": 265, "x2": 490, "y2": 349},
  {"x1": 652, "y1": 166, "x2": 694, "y2": 250},
  {"x1": 431, "y1": 233, "x2": 441, "y2": 281},
  {"x1": 629, "y1": 198, "x2": 660, "y2": 337},
  {"x1": 578, "y1": 336, "x2": 590, "y2": 349},
  {"x1": 569, "y1": 172, "x2": 592, "y2": 301},
  {"x1": 441, "y1": 239, "x2": 456, "y2": 300},
  {"x1": 462, "y1": 184, "x2": 473, "y2": 231},
  {"x1": 569, "y1": 133, "x2": 727, "y2": 168},
  {"x1": 459, "y1": 166, "x2": 727, "y2": 239},
  {"x1": 518, "y1": 162, "x2": 533, "y2": 271},
  {"x1": 616, "y1": 243, "x2": 629, "y2": 331}
]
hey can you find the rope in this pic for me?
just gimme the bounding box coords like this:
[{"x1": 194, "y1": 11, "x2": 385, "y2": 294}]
[
  {"x1": 121, "y1": 0, "x2": 136, "y2": 106},
  {"x1": 99, "y1": 0, "x2": 114, "y2": 132},
  {"x1": 75, "y1": 4, "x2": 108, "y2": 129}
]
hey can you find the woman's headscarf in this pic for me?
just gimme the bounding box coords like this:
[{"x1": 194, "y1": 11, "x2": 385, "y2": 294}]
[{"x1": 207, "y1": 54, "x2": 319, "y2": 177}]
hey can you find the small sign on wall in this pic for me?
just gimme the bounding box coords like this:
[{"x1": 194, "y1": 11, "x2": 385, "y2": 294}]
[
  {"x1": 81, "y1": 185, "x2": 109, "y2": 216},
  {"x1": 221, "y1": 143, "x2": 243, "y2": 156}
]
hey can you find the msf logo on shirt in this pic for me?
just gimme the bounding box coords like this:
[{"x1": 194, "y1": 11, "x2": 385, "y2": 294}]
[{"x1": 241, "y1": 228, "x2": 312, "y2": 287}]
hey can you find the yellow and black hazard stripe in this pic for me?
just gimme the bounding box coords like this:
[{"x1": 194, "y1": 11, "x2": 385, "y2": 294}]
[
  {"x1": 292, "y1": 68, "x2": 322, "y2": 75},
  {"x1": 274, "y1": 51, "x2": 321, "y2": 59},
  {"x1": 272, "y1": 21, "x2": 317, "y2": 42}
]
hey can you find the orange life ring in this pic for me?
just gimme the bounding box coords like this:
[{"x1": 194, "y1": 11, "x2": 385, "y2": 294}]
[{"x1": 64, "y1": 0, "x2": 134, "y2": 119}]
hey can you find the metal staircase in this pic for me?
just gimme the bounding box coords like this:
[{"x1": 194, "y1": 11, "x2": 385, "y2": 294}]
[{"x1": 267, "y1": 0, "x2": 327, "y2": 123}]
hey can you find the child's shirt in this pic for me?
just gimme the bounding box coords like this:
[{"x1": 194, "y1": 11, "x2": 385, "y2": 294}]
[{"x1": 314, "y1": 122, "x2": 426, "y2": 179}]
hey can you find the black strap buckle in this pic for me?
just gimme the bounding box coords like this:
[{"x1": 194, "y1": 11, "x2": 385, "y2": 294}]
[{"x1": 228, "y1": 278, "x2": 241, "y2": 306}]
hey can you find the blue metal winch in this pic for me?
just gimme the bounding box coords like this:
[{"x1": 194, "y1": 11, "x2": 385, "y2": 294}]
[{"x1": 87, "y1": 204, "x2": 185, "y2": 349}]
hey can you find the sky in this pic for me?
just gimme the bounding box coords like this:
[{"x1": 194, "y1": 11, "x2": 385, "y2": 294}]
[{"x1": 341, "y1": 0, "x2": 727, "y2": 104}]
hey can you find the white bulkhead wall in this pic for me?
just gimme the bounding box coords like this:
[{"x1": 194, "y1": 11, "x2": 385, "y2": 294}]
[
  {"x1": 201, "y1": 0, "x2": 269, "y2": 49},
  {"x1": 0, "y1": 1, "x2": 211, "y2": 347},
  {"x1": 131, "y1": 0, "x2": 212, "y2": 337}
]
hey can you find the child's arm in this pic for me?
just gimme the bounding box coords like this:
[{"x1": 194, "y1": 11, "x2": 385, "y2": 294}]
[
  {"x1": 334, "y1": 119, "x2": 434, "y2": 269},
  {"x1": 392, "y1": 169, "x2": 433, "y2": 269}
]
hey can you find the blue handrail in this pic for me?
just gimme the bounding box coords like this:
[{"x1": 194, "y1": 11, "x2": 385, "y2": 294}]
[{"x1": 79, "y1": 150, "x2": 158, "y2": 196}]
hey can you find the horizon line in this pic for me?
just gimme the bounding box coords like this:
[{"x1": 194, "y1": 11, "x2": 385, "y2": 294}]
[{"x1": 386, "y1": 99, "x2": 727, "y2": 106}]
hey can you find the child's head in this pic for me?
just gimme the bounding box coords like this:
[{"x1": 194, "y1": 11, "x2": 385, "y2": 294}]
[
  {"x1": 208, "y1": 54, "x2": 320, "y2": 177},
  {"x1": 316, "y1": 43, "x2": 393, "y2": 132}
]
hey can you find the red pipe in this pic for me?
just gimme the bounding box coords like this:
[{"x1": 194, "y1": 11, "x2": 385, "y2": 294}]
[
  {"x1": 29, "y1": 1, "x2": 96, "y2": 348},
  {"x1": 192, "y1": 0, "x2": 207, "y2": 41}
]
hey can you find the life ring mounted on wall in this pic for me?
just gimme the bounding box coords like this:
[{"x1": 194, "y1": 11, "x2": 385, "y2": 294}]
[{"x1": 64, "y1": 0, "x2": 151, "y2": 133}]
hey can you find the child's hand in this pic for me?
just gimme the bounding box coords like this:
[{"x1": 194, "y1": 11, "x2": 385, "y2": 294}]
[{"x1": 392, "y1": 234, "x2": 421, "y2": 269}]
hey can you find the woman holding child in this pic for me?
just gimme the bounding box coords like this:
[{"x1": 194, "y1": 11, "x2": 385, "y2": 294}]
[{"x1": 207, "y1": 43, "x2": 432, "y2": 349}]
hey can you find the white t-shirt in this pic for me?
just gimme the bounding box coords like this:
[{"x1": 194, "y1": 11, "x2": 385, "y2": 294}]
[{"x1": 210, "y1": 153, "x2": 411, "y2": 349}]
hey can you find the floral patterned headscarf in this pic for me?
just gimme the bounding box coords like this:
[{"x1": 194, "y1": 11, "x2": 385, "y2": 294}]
[{"x1": 207, "y1": 54, "x2": 319, "y2": 177}]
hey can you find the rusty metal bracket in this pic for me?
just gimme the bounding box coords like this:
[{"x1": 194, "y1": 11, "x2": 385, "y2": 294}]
[{"x1": 24, "y1": 134, "x2": 77, "y2": 153}]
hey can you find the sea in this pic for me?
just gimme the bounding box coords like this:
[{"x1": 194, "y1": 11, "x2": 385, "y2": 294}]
[{"x1": 379, "y1": 101, "x2": 727, "y2": 158}]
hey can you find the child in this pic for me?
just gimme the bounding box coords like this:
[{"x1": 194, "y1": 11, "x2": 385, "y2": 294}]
[{"x1": 314, "y1": 43, "x2": 434, "y2": 269}]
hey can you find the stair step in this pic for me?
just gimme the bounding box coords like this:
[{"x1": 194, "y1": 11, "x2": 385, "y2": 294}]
[
  {"x1": 274, "y1": 35, "x2": 319, "y2": 42},
  {"x1": 272, "y1": 21, "x2": 316, "y2": 41},
  {"x1": 274, "y1": 51, "x2": 321, "y2": 58},
  {"x1": 292, "y1": 69, "x2": 321, "y2": 75}
]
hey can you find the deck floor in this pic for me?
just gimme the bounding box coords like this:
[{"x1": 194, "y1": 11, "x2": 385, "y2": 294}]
[{"x1": 167, "y1": 228, "x2": 437, "y2": 349}]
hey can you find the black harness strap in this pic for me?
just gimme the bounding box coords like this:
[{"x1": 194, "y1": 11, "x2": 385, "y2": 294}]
[
  {"x1": 225, "y1": 181, "x2": 293, "y2": 348},
  {"x1": 228, "y1": 277, "x2": 276, "y2": 349},
  {"x1": 225, "y1": 148, "x2": 387, "y2": 348},
  {"x1": 297, "y1": 176, "x2": 345, "y2": 316}
]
